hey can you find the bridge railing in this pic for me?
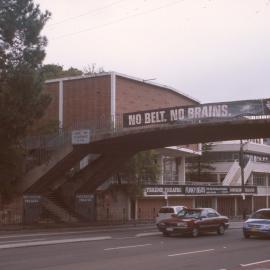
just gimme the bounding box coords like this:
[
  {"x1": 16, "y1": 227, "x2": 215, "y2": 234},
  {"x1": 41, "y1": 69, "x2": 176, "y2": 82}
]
[{"x1": 23, "y1": 113, "x2": 270, "y2": 171}]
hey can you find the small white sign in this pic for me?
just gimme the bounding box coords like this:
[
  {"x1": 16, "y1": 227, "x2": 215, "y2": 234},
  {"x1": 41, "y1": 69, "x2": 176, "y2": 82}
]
[{"x1": 72, "y1": 129, "x2": 91, "y2": 144}]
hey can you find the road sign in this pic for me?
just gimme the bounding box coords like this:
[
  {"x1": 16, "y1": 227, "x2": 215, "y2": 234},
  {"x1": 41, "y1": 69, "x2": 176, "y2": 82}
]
[{"x1": 72, "y1": 129, "x2": 91, "y2": 144}]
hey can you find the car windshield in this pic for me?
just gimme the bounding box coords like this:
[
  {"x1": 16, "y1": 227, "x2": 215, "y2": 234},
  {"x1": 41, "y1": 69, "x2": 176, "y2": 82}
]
[
  {"x1": 177, "y1": 209, "x2": 201, "y2": 219},
  {"x1": 159, "y1": 207, "x2": 174, "y2": 213},
  {"x1": 251, "y1": 210, "x2": 270, "y2": 220}
]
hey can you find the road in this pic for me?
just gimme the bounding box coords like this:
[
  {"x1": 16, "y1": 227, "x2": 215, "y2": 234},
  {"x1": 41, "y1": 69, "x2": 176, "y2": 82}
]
[{"x1": 0, "y1": 225, "x2": 269, "y2": 270}]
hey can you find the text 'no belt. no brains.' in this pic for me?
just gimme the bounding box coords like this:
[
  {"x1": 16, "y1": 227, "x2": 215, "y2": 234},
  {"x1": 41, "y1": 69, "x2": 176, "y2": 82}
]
[{"x1": 127, "y1": 104, "x2": 229, "y2": 127}]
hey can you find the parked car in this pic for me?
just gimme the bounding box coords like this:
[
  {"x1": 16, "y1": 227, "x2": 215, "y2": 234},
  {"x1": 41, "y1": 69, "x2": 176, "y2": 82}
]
[
  {"x1": 157, "y1": 207, "x2": 229, "y2": 237},
  {"x1": 155, "y1": 205, "x2": 186, "y2": 224},
  {"x1": 243, "y1": 208, "x2": 270, "y2": 238}
]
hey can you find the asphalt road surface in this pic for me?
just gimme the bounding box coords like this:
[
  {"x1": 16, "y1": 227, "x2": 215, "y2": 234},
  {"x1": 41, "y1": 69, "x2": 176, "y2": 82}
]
[{"x1": 0, "y1": 226, "x2": 269, "y2": 270}]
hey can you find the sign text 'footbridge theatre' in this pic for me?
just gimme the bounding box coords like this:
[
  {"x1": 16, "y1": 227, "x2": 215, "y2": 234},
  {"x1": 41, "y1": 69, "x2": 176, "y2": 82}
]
[
  {"x1": 123, "y1": 98, "x2": 270, "y2": 128},
  {"x1": 143, "y1": 185, "x2": 257, "y2": 196}
]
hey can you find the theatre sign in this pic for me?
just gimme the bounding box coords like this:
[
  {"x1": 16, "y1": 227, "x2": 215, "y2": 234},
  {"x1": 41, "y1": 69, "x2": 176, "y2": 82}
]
[
  {"x1": 144, "y1": 185, "x2": 257, "y2": 196},
  {"x1": 123, "y1": 98, "x2": 270, "y2": 128}
]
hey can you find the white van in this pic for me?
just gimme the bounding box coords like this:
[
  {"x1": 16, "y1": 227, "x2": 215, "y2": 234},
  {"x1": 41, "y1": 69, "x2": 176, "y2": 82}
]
[{"x1": 155, "y1": 205, "x2": 186, "y2": 224}]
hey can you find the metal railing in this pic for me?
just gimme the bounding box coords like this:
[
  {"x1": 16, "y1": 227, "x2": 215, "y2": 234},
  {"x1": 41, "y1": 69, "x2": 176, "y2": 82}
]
[{"x1": 23, "y1": 113, "x2": 270, "y2": 173}]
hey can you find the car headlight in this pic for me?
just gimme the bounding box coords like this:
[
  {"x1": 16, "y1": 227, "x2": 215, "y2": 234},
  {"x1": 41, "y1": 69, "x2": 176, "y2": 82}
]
[{"x1": 261, "y1": 224, "x2": 270, "y2": 230}]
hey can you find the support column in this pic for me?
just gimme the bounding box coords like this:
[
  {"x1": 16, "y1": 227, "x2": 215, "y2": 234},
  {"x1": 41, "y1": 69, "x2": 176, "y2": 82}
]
[
  {"x1": 234, "y1": 197, "x2": 238, "y2": 217},
  {"x1": 267, "y1": 175, "x2": 269, "y2": 208},
  {"x1": 192, "y1": 197, "x2": 196, "y2": 208},
  {"x1": 178, "y1": 156, "x2": 185, "y2": 184},
  {"x1": 160, "y1": 156, "x2": 164, "y2": 184},
  {"x1": 213, "y1": 197, "x2": 218, "y2": 210},
  {"x1": 59, "y1": 80, "x2": 64, "y2": 129}
]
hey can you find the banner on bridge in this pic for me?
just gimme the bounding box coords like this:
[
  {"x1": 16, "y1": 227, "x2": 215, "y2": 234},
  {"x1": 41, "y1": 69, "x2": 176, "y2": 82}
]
[{"x1": 123, "y1": 98, "x2": 270, "y2": 128}]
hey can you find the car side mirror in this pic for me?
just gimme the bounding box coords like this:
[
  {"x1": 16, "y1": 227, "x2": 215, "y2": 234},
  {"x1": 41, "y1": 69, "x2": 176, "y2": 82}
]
[{"x1": 200, "y1": 215, "x2": 207, "y2": 219}]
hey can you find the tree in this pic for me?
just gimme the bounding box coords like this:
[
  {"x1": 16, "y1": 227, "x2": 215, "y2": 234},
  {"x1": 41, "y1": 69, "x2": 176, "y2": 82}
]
[
  {"x1": 41, "y1": 64, "x2": 83, "y2": 80},
  {"x1": 186, "y1": 143, "x2": 215, "y2": 182},
  {"x1": 0, "y1": 0, "x2": 51, "y2": 201},
  {"x1": 41, "y1": 63, "x2": 105, "y2": 80},
  {"x1": 116, "y1": 150, "x2": 160, "y2": 198}
]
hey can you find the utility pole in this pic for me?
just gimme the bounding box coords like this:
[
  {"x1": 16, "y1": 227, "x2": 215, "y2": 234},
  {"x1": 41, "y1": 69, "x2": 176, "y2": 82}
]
[{"x1": 239, "y1": 139, "x2": 248, "y2": 219}]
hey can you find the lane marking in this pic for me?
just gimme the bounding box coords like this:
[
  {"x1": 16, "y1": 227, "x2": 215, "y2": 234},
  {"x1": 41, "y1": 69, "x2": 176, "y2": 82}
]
[
  {"x1": 240, "y1": 259, "x2": 270, "y2": 267},
  {"x1": 0, "y1": 236, "x2": 112, "y2": 249},
  {"x1": 136, "y1": 232, "x2": 161, "y2": 237},
  {"x1": 0, "y1": 238, "x2": 46, "y2": 244},
  {"x1": 104, "y1": 243, "x2": 152, "y2": 251},
  {"x1": 168, "y1": 248, "x2": 215, "y2": 257},
  {"x1": 0, "y1": 226, "x2": 155, "y2": 240}
]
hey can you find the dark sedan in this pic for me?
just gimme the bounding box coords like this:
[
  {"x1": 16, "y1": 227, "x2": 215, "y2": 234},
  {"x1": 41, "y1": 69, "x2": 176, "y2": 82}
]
[
  {"x1": 157, "y1": 208, "x2": 229, "y2": 237},
  {"x1": 243, "y1": 208, "x2": 270, "y2": 238}
]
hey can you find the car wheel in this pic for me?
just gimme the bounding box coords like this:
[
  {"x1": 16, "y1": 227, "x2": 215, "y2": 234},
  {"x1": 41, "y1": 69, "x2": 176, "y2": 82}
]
[
  {"x1": 192, "y1": 227, "x2": 199, "y2": 237},
  {"x1": 243, "y1": 232, "x2": 250, "y2": 239},
  {"x1": 163, "y1": 231, "x2": 170, "y2": 237},
  {"x1": 217, "y1": 225, "x2": 225, "y2": 235}
]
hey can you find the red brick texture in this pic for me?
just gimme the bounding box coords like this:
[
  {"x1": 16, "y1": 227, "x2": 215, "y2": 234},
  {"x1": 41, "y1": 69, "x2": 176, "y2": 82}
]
[{"x1": 115, "y1": 76, "x2": 198, "y2": 115}]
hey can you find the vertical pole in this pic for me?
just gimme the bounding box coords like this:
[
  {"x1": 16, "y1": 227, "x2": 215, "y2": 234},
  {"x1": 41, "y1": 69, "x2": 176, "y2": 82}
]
[
  {"x1": 267, "y1": 175, "x2": 269, "y2": 208},
  {"x1": 239, "y1": 140, "x2": 246, "y2": 219}
]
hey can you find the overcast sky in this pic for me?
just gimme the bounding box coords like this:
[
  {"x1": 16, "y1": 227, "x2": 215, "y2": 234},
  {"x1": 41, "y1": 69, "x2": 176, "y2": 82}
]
[{"x1": 35, "y1": 0, "x2": 270, "y2": 103}]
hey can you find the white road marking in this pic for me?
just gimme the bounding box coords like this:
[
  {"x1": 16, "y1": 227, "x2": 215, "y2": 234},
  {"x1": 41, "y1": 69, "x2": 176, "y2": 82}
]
[
  {"x1": 168, "y1": 248, "x2": 215, "y2": 257},
  {"x1": 0, "y1": 238, "x2": 46, "y2": 244},
  {"x1": 0, "y1": 226, "x2": 154, "y2": 239},
  {"x1": 0, "y1": 236, "x2": 112, "y2": 249},
  {"x1": 104, "y1": 243, "x2": 152, "y2": 251},
  {"x1": 240, "y1": 259, "x2": 270, "y2": 267},
  {"x1": 136, "y1": 232, "x2": 161, "y2": 237}
]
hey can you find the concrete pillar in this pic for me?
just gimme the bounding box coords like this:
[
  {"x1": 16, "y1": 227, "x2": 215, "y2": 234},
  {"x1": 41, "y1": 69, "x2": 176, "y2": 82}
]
[
  {"x1": 213, "y1": 197, "x2": 218, "y2": 210},
  {"x1": 217, "y1": 174, "x2": 221, "y2": 184},
  {"x1": 160, "y1": 156, "x2": 164, "y2": 184},
  {"x1": 234, "y1": 197, "x2": 238, "y2": 217},
  {"x1": 192, "y1": 197, "x2": 196, "y2": 208},
  {"x1": 251, "y1": 196, "x2": 254, "y2": 213},
  {"x1": 135, "y1": 199, "x2": 138, "y2": 220},
  {"x1": 266, "y1": 175, "x2": 269, "y2": 208},
  {"x1": 178, "y1": 156, "x2": 186, "y2": 184}
]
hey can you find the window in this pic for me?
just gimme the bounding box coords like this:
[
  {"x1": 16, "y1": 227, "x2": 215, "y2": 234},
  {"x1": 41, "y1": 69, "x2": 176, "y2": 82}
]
[
  {"x1": 253, "y1": 173, "x2": 267, "y2": 186},
  {"x1": 159, "y1": 207, "x2": 174, "y2": 214},
  {"x1": 252, "y1": 210, "x2": 270, "y2": 220}
]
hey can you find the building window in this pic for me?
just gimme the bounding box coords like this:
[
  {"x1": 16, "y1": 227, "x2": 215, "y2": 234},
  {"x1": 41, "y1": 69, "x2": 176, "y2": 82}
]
[{"x1": 253, "y1": 173, "x2": 267, "y2": 186}]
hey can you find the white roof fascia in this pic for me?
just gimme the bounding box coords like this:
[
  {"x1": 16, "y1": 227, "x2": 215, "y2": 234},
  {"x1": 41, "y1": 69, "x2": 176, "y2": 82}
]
[
  {"x1": 45, "y1": 72, "x2": 112, "y2": 83},
  {"x1": 45, "y1": 71, "x2": 200, "y2": 104},
  {"x1": 113, "y1": 71, "x2": 200, "y2": 104}
]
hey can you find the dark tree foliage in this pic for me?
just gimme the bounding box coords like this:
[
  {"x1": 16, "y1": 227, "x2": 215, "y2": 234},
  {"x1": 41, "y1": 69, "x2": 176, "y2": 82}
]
[
  {"x1": 0, "y1": 0, "x2": 51, "y2": 201},
  {"x1": 116, "y1": 150, "x2": 160, "y2": 198},
  {"x1": 186, "y1": 143, "x2": 215, "y2": 182},
  {"x1": 41, "y1": 64, "x2": 83, "y2": 80},
  {"x1": 41, "y1": 63, "x2": 105, "y2": 80}
]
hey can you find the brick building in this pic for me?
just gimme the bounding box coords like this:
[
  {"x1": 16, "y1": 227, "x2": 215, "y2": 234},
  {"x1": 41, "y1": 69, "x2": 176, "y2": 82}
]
[{"x1": 18, "y1": 71, "x2": 268, "y2": 224}]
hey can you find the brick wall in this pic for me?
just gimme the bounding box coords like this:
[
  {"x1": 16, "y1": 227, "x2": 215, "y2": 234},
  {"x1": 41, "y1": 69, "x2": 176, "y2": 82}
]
[
  {"x1": 62, "y1": 76, "x2": 111, "y2": 129},
  {"x1": 115, "y1": 76, "x2": 198, "y2": 114}
]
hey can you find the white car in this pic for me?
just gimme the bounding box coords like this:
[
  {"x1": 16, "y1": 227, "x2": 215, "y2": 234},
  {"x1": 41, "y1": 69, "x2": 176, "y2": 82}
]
[{"x1": 155, "y1": 205, "x2": 186, "y2": 224}]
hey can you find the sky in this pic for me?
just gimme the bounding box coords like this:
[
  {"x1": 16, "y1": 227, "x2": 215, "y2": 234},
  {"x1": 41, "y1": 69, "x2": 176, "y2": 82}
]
[{"x1": 35, "y1": 0, "x2": 270, "y2": 103}]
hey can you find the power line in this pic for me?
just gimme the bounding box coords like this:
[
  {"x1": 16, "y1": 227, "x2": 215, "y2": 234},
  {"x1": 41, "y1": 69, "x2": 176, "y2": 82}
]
[
  {"x1": 52, "y1": 0, "x2": 185, "y2": 40},
  {"x1": 46, "y1": 0, "x2": 128, "y2": 29}
]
